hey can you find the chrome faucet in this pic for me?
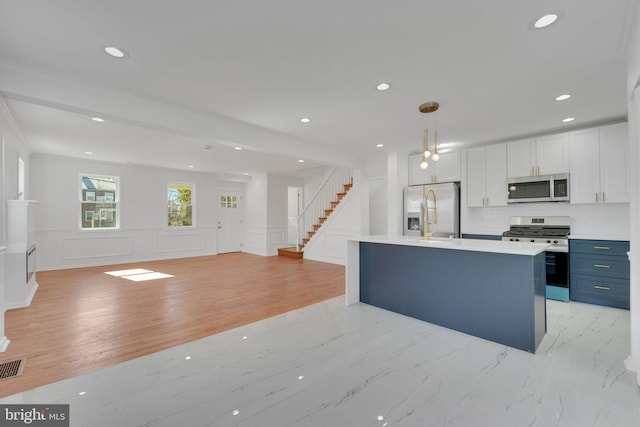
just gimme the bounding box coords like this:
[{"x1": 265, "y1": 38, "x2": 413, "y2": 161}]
[{"x1": 424, "y1": 188, "x2": 438, "y2": 240}]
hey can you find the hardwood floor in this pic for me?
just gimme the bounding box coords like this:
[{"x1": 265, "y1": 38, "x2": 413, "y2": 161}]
[{"x1": 0, "y1": 253, "x2": 345, "y2": 398}]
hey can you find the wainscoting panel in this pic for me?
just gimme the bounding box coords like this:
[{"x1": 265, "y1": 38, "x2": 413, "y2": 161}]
[
  {"x1": 63, "y1": 235, "x2": 134, "y2": 260},
  {"x1": 244, "y1": 226, "x2": 267, "y2": 256},
  {"x1": 267, "y1": 228, "x2": 287, "y2": 256},
  {"x1": 156, "y1": 233, "x2": 205, "y2": 253}
]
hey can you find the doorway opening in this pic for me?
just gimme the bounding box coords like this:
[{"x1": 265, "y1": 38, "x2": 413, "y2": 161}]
[{"x1": 287, "y1": 186, "x2": 302, "y2": 247}]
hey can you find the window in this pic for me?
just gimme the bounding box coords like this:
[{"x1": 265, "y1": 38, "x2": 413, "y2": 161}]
[
  {"x1": 81, "y1": 175, "x2": 119, "y2": 229},
  {"x1": 168, "y1": 182, "x2": 193, "y2": 226}
]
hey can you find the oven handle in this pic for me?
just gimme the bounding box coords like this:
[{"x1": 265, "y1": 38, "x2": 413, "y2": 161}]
[{"x1": 545, "y1": 246, "x2": 568, "y2": 253}]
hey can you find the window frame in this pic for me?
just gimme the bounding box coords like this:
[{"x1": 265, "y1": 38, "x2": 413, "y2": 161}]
[
  {"x1": 79, "y1": 173, "x2": 120, "y2": 231},
  {"x1": 167, "y1": 181, "x2": 195, "y2": 228}
]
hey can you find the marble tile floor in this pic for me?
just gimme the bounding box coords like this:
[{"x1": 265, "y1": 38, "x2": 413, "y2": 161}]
[{"x1": 1, "y1": 297, "x2": 639, "y2": 427}]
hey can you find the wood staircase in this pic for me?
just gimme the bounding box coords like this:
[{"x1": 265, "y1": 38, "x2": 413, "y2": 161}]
[{"x1": 278, "y1": 180, "x2": 353, "y2": 258}]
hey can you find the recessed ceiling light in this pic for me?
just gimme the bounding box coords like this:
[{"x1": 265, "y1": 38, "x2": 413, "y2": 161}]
[
  {"x1": 85, "y1": 151, "x2": 93, "y2": 155},
  {"x1": 298, "y1": 159, "x2": 305, "y2": 163},
  {"x1": 300, "y1": 117, "x2": 311, "y2": 123},
  {"x1": 376, "y1": 144, "x2": 384, "y2": 148},
  {"x1": 187, "y1": 165, "x2": 194, "y2": 168},
  {"x1": 243, "y1": 172, "x2": 249, "y2": 176},
  {"x1": 234, "y1": 146, "x2": 242, "y2": 150},
  {"x1": 376, "y1": 83, "x2": 390, "y2": 91},
  {"x1": 104, "y1": 46, "x2": 127, "y2": 58},
  {"x1": 555, "y1": 94, "x2": 571, "y2": 101},
  {"x1": 562, "y1": 117, "x2": 575, "y2": 123},
  {"x1": 92, "y1": 117, "x2": 104, "y2": 122},
  {"x1": 533, "y1": 13, "x2": 558, "y2": 29}
]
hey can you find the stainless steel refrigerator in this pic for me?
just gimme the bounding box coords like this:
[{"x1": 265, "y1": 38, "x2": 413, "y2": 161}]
[{"x1": 403, "y1": 182, "x2": 460, "y2": 238}]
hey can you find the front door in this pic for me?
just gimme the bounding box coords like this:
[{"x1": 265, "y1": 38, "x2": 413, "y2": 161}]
[{"x1": 217, "y1": 191, "x2": 243, "y2": 253}]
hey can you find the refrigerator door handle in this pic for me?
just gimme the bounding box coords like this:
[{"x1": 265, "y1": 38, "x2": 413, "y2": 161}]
[{"x1": 420, "y1": 202, "x2": 424, "y2": 234}]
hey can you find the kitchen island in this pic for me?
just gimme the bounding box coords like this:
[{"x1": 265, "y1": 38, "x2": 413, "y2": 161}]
[{"x1": 346, "y1": 235, "x2": 549, "y2": 353}]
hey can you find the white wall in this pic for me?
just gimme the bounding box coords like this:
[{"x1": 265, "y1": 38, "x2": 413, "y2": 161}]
[
  {"x1": 368, "y1": 178, "x2": 388, "y2": 235},
  {"x1": 243, "y1": 173, "x2": 303, "y2": 256},
  {"x1": 1, "y1": 97, "x2": 32, "y2": 350},
  {"x1": 267, "y1": 174, "x2": 302, "y2": 255},
  {"x1": 30, "y1": 154, "x2": 244, "y2": 270},
  {"x1": 243, "y1": 173, "x2": 268, "y2": 255},
  {"x1": 287, "y1": 187, "x2": 299, "y2": 245},
  {"x1": 626, "y1": 2, "x2": 640, "y2": 386}
]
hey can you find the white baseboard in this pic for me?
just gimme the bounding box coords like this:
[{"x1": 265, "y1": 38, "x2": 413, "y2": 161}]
[
  {"x1": 624, "y1": 355, "x2": 640, "y2": 386},
  {"x1": 0, "y1": 336, "x2": 10, "y2": 352},
  {"x1": 5, "y1": 281, "x2": 38, "y2": 311}
]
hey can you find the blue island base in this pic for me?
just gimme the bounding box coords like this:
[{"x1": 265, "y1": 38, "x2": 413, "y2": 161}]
[{"x1": 359, "y1": 242, "x2": 547, "y2": 353}]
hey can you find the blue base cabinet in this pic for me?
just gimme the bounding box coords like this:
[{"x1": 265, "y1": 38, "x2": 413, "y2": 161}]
[
  {"x1": 359, "y1": 242, "x2": 546, "y2": 353},
  {"x1": 569, "y1": 239, "x2": 630, "y2": 309}
]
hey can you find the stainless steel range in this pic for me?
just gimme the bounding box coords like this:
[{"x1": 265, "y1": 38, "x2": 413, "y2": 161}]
[
  {"x1": 502, "y1": 216, "x2": 570, "y2": 252},
  {"x1": 502, "y1": 216, "x2": 570, "y2": 302}
]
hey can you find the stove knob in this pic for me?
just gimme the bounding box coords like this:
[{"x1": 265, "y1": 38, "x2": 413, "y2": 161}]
[
  {"x1": 546, "y1": 240, "x2": 551, "y2": 244},
  {"x1": 515, "y1": 238, "x2": 520, "y2": 242},
  {"x1": 530, "y1": 239, "x2": 535, "y2": 243},
  {"x1": 553, "y1": 240, "x2": 558, "y2": 244}
]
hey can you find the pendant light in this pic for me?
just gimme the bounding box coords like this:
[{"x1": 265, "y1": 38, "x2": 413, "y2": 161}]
[{"x1": 418, "y1": 101, "x2": 440, "y2": 169}]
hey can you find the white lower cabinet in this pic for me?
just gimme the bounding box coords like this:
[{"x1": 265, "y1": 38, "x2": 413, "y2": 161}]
[{"x1": 466, "y1": 144, "x2": 507, "y2": 207}]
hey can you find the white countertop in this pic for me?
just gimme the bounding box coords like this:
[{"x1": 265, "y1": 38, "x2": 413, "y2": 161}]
[
  {"x1": 350, "y1": 235, "x2": 549, "y2": 256},
  {"x1": 569, "y1": 234, "x2": 630, "y2": 242}
]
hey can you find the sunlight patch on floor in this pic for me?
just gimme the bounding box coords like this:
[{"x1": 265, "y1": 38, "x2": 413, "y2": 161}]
[{"x1": 105, "y1": 269, "x2": 174, "y2": 281}]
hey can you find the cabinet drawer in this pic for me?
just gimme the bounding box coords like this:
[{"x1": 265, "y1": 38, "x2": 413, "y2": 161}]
[
  {"x1": 571, "y1": 274, "x2": 629, "y2": 298},
  {"x1": 570, "y1": 239, "x2": 629, "y2": 256},
  {"x1": 571, "y1": 253, "x2": 630, "y2": 279}
]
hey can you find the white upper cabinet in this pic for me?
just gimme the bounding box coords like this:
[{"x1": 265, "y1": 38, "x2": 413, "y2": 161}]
[
  {"x1": 433, "y1": 150, "x2": 460, "y2": 182},
  {"x1": 408, "y1": 153, "x2": 430, "y2": 186},
  {"x1": 570, "y1": 122, "x2": 628, "y2": 204},
  {"x1": 408, "y1": 150, "x2": 460, "y2": 185},
  {"x1": 506, "y1": 139, "x2": 535, "y2": 177},
  {"x1": 600, "y1": 123, "x2": 629, "y2": 203},
  {"x1": 466, "y1": 144, "x2": 507, "y2": 207},
  {"x1": 507, "y1": 134, "x2": 569, "y2": 177},
  {"x1": 536, "y1": 133, "x2": 570, "y2": 175}
]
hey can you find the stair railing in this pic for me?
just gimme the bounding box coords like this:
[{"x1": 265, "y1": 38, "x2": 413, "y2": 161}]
[{"x1": 296, "y1": 167, "x2": 353, "y2": 250}]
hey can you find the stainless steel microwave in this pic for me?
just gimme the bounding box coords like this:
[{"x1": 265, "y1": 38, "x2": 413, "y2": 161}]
[{"x1": 507, "y1": 173, "x2": 570, "y2": 203}]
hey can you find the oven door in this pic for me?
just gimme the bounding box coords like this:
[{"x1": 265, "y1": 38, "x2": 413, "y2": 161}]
[{"x1": 545, "y1": 250, "x2": 569, "y2": 302}]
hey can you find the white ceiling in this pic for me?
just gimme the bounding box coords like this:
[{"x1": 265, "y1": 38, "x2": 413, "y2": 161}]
[{"x1": 0, "y1": 0, "x2": 634, "y2": 176}]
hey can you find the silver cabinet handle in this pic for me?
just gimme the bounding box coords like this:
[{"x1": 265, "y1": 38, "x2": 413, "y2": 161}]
[
  {"x1": 593, "y1": 246, "x2": 610, "y2": 250},
  {"x1": 537, "y1": 166, "x2": 540, "y2": 175},
  {"x1": 531, "y1": 166, "x2": 535, "y2": 176},
  {"x1": 594, "y1": 285, "x2": 610, "y2": 291},
  {"x1": 593, "y1": 264, "x2": 610, "y2": 268},
  {"x1": 595, "y1": 192, "x2": 599, "y2": 202},
  {"x1": 602, "y1": 192, "x2": 606, "y2": 202},
  {"x1": 486, "y1": 197, "x2": 489, "y2": 206}
]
